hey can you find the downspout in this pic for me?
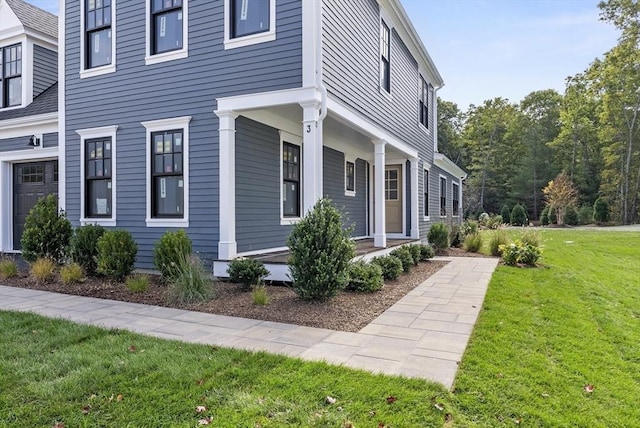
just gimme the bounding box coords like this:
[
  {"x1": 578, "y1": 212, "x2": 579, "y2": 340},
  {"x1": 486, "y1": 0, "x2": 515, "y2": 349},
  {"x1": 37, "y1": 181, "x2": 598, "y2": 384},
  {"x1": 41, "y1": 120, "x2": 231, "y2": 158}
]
[{"x1": 316, "y1": 0, "x2": 328, "y2": 121}]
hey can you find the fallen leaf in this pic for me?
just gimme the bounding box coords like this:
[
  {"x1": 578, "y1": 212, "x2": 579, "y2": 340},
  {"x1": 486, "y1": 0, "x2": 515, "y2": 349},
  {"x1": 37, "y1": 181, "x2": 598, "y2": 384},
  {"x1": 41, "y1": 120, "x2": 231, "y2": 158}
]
[
  {"x1": 369, "y1": 410, "x2": 376, "y2": 417},
  {"x1": 378, "y1": 423, "x2": 387, "y2": 428},
  {"x1": 128, "y1": 345, "x2": 136, "y2": 353},
  {"x1": 584, "y1": 384, "x2": 595, "y2": 393},
  {"x1": 514, "y1": 417, "x2": 522, "y2": 424},
  {"x1": 326, "y1": 396, "x2": 336, "y2": 405},
  {"x1": 53, "y1": 423, "x2": 65, "y2": 428},
  {"x1": 196, "y1": 379, "x2": 205, "y2": 386},
  {"x1": 541, "y1": 393, "x2": 550, "y2": 398},
  {"x1": 343, "y1": 423, "x2": 353, "y2": 428},
  {"x1": 196, "y1": 405, "x2": 207, "y2": 413},
  {"x1": 386, "y1": 396, "x2": 397, "y2": 404},
  {"x1": 337, "y1": 406, "x2": 343, "y2": 411},
  {"x1": 116, "y1": 394, "x2": 123, "y2": 402},
  {"x1": 108, "y1": 394, "x2": 114, "y2": 402},
  {"x1": 444, "y1": 413, "x2": 453, "y2": 423},
  {"x1": 434, "y1": 403, "x2": 444, "y2": 411},
  {"x1": 198, "y1": 417, "x2": 212, "y2": 425},
  {"x1": 81, "y1": 405, "x2": 90, "y2": 415}
]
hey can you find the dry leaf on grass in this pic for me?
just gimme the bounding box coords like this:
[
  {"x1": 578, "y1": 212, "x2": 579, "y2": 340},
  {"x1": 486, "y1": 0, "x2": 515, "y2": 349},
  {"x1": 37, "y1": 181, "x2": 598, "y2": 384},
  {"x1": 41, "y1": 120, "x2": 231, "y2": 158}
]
[
  {"x1": 584, "y1": 384, "x2": 595, "y2": 393},
  {"x1": 195, "y1": 406, "x2": 207, "y2": 413},
  {"x1": 386, "y1": 396, "x2": 397, "y2": 404}
]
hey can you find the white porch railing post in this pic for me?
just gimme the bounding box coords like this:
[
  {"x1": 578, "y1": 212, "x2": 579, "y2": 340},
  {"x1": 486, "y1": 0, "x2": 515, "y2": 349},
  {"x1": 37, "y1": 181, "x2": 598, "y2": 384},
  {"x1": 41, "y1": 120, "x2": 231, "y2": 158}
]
[
  {"x1": 215, "y1": 109, "x2": 239, "y2": 260},
  {"x1": 373, "y1": 139, "x2": 386, "y2": 248}
]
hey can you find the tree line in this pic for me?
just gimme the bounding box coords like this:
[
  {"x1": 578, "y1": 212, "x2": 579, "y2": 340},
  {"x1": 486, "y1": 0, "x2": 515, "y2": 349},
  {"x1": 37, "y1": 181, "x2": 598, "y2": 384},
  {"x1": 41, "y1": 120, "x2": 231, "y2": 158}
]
[{"x1": 438, "y1": 0, "x2": 640, "y2": 224}]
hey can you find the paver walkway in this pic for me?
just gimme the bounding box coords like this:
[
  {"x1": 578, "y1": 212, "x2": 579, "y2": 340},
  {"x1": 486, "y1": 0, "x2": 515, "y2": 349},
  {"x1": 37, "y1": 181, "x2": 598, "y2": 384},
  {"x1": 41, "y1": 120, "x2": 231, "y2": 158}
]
[{"x1": 0, "y1": 256, "x2": 498, "y2": 388}]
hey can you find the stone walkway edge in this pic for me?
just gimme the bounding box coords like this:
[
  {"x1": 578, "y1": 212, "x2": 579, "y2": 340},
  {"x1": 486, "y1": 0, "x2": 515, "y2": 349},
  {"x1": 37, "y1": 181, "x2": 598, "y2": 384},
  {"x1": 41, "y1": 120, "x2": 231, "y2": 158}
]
[{"x1": 0, "y1": 256, "x2": 498, "y2": 389}]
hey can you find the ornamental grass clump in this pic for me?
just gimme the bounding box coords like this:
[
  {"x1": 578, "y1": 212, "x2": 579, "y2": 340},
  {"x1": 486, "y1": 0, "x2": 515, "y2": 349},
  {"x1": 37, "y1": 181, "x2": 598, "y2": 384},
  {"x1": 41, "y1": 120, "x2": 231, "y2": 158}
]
[
  {"x1": 463, "y1": 232, "x2": 483, "y2": 253},
  {"x1": 126, "y1": 274, "x2": 150, "y2": 293},
  {"x1": 251, "y1": 285, "x2": 270, "y2": 306},
  {"x1": 31, "y1": 258, "x2": 56, "y2": 283},
  {"x1": 0, "y1": 258, "x2": 18, "y2": 280},
  {"x1": 60, "y1": 263, "x2": 84, "y2": 285},
  {"x1": 287, "y1": 198, "x2": 355, "y2": 301},
  {"x1": 489, "y1": 229, "x2": 510, "y2": 256},
  {"x1": 428, "y1": 223, "x2": 449, "y2": 252},
  {"x1": 167, "y1": 255, "x2": 214, "y2": 304}
]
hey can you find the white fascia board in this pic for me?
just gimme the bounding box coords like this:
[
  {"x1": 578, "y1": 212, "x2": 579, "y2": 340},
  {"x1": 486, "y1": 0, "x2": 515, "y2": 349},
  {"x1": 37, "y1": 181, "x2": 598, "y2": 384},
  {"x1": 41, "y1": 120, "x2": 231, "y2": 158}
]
[
  {"x1": 24, "y1": 31, "x2": 57, "y2": 49},
  {"x1": 216, "y1": 87, "x2": 321, "y2": 112},
  {"x1": 0, "y1": 114, "x2": 58, "y2": 139},
  {"x1": 434, "y1": 153, "x2": 467, "y2": 179}
]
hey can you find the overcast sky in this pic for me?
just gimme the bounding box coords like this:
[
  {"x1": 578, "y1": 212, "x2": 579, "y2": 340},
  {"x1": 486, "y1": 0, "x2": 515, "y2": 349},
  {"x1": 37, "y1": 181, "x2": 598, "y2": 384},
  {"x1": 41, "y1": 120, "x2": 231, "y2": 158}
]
[{"x1": 31, "y1": 0, "x2": 620, "y2": 110}]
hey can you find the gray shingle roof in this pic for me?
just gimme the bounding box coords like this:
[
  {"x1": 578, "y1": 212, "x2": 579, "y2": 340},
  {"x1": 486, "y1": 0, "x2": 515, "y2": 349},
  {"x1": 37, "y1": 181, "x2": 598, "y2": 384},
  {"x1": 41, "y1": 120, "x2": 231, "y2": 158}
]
[
  {"x1": 5, "y1": 0, "x2": 58, "y2": 40},
  {"x1": 0, "y1": 82, "x2": 57, "y2": 122}
]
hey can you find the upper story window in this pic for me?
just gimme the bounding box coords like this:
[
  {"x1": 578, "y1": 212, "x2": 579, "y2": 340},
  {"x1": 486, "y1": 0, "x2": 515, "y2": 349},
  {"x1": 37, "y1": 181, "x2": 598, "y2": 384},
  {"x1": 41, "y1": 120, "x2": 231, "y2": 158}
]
[
  {"x1": 419, "y1": 76, "x2": 428, "y2": 128},
  {"x1": 85, "y1": 0, "x2": 112, "y2": 69},
  {"x1": 1, "y1": 44, "x2": 22, "y2": 108},
  {"x1": 440, "y1": 176, "x2": 447, "y2": 217},
  {"x1": 224, "y1": 0, "x2": 276, "y2": 50},
  {"x1": 152, "y1": 0, "x2": 183, "y2": 55},
  {"x1": 452, "y1": 182, "x2": 460, "y2": 217},
  {"x1": 380, "y1": 20, "x2": 390, "y2": 93}
]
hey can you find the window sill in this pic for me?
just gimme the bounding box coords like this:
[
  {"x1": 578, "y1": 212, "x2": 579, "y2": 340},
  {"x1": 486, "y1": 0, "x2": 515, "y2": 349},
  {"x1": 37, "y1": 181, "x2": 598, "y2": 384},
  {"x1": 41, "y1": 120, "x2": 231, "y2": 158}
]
[
  {"x1": 145, "y1": 49, "x2": 188, "y2": 66},
  {"x1": 80, "y1": 218, "x2": 116, "y2": 227},
  {"x1": 224, "y1": 31, "x2": 276, "y2": 50},
  {"x1": 379, "y1": 86, "x2": 392, "y2": 101},
  {"x1": 146, "y1": 218, "x2": 189, "y2": 228},
  {"x1": 345, "y1": 190, "x2": 356, "y2": 198},
  {"x1": 80, "y1": 63, "x2": 116, "y2": 79},
  {"x1": 418, "y1": 121, "x2": 431, "y2": 136},
  {"x1": 280, "y1": 217, "x2": 301, "y2": 226},
  {"x1": 423, "y1": 216, "x2": 430, "y2": 222}
]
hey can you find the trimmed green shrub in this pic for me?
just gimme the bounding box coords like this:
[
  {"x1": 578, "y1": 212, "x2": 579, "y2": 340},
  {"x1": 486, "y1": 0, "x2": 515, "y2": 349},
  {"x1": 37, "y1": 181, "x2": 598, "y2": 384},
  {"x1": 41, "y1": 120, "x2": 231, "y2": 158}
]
[
  {"x1": 168, "y1": 255, "x2": 214, "y2": 304},
  {"x1": 287, "y1": 198, "x2": 355, "y2": 301},
  {"x1": 390, "y1": 247, "x2": 414, "y2": 273},
  {"x1": 510, "y1": 204, "x2": 528, "y2": 226},
  {"x1": 419, "y1": 244, "x2": 435, "y2": 261},
  {"x1": 463, "y1": 232, "x2": 483, "y2": 253},
  {"x1": 0, "y1": 258, "x2": 18, "y2": 279},
  {"x1": 371, "y1": 255, "x2": 403, "y2": 281},
  {"x1": 428, "y1": 223, "x2": 449, "y2": 252},
  {"x1": 593, "y1": 197, "x2": 610, "y2": 224},
  {"x1": 500, "y1": 205, "x2": 511, "y2": 224},
  {"x1": 70, "y1": 224, "x2": 105, "y2": 275},
  {"x1": 563, "y1": 205, "x2": 579, "y2": 226},
  {"x1": 20, "y1": 194, "x2": 72, "y2": 264},
  {"x1": 449, "y1": 225, "x2": 462, "y2": 248},
  {"x1": 126, "y1": 274, "x2": 150, "y2": 293},
  {"x1": 60, "y1": 263, "x2": 84, "y2": 285},
  {"x1": 31, "y1": 258, "x2": 55, "y2": 283},
  {"x1": 548, "y1": 206, "x2": 557, "y2": 224},
  {"x1": 489, "y1": 229, "x2": 510, "y2": 257},
  {"x1": 346, "y1": 260, "x2": 384, "y2": 293},
  {"x1": 407, "y1": 244, "x2": 422, "y2": 265},
  {"x1": 96, "y1": 230, "x2": 138, "y2": 280},
  {"x1": 153, "y1": 229, "x2": 192, "y2": 280},
  {"x1": 578, "y1": 205, "x2": 594, "y2": 225},
  {"x1": 540, "y1": 206, "x2": 550, "y2": 226},
  {"x1": 227, "y1": 258, "x2": 269, "y2": 288}
]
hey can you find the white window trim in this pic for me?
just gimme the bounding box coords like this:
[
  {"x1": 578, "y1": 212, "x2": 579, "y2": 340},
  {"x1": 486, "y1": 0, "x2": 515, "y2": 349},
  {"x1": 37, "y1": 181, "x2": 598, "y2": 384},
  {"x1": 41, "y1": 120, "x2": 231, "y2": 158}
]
[
  {"x1": 141, "y1": 116, "x2": 191, "y2": 227},
  {"x1": 1, "y1": 37, "x2": 27, "y2": 110},
  {"x1": 423, "y1": 165, "x2": 430, "y2": 222},
  {"x1": 345, "y1": 154, "x2": 356, "y2": 197},
  {"x1": 280, "y1": 130, "x2": 302, "y2": 226},
  {"x1": 418, "y1": 75, "x2": 431, "y2": 136},
  {"x1": 145, "y1": 0, "x2": 189, "y2": 66},
  {"x1": 439, "y1": 174, "x2": 447, "y2": 218},
  {"x1": 378, "y1": 13, "x2": 392, "y2": 99},
  {"x1": 452, "y1": 180, "x2": 460, "y2": 217},
  {"x1": 76, "y1": 125, "x2": 118, "y2": 226},
  {"x1": 80, "y1": 0, "x2": 117, "y2": 78},
  {"x1": 223, "y1": 0, "x2": 276, "y2": 50}
]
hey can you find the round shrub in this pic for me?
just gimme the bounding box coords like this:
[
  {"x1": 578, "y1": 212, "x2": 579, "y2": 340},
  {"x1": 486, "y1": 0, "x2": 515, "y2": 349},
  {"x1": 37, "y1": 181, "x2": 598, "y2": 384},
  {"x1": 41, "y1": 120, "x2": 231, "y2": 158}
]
[
  {"x1": 428, "y1": 223, "x2": 449, "y2": 252},
  {"x1": 389, "y1": 247, "x2": 414, "y2": 273},
  {"x1": 563, "y1": 205, "x2": 579, "y2": 226},
  {"x1": 407, "y1": 244, "x2": 422, "y2": 265},
  {"x1": 510, "y1": 204, "x2": 528, "y2": 226},
  {"x1": 20, "y1": 194, "x2": 72, "y2": 264},
  {"x1": 419, "y1": 244, "x2": 435, "y2": 261},
  {"x1": 346, "y1": 260, "x2": 384, "y2": 293},
  {"x1": 500, "y1": 205, "x2": 511, "y2": 224},
  {"x1": 287, "y1": 198, "x2": 355, "y2": 301},
  {"x1": 227, "y1": 257, "x2": 270, "y2": 288},
  {"x1": 540, "y1": 206, "x2": 550, "y2": 226},
  {"x1": 463, "y1": 232, "x2": 483, "y2": 253},
  {"x1": 548, "y1": 206, "x2": 557, "y2": 224},
  {"x1": 578, "y1": 205, "x2": 593, "y2": 225},
  {"x1": 153, "y1": 229, "x2": 192, "y2": 280},
  {"x1": 371, "y1": 255, "x2": 403, "y2": 281},
  {"x1": 70, "y1": 224, "x2": 105, "y2": 275},
  {"x1": 593, "y1": 197, "x2": 610, "y2": 224},
  {"x1": 478, "y1": 212, "x2": 490, "y2": 227},
  {"x1": 96, "y1": 230, "x2": 138, "y2": 280}
]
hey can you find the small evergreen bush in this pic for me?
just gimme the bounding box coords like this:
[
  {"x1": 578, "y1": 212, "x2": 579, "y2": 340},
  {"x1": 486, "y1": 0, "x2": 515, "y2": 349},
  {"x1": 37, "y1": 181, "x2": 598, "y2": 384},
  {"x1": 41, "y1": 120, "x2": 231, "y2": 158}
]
[
  {"x1": 168, "y1": 255, "x2": 214, "y2": 304},
  {"x1": 227, "y1": 258, "x2": 269, "y2": 288},
  {"x1": 96, "y1": 230, "x2": 138, "y2": 280},
  {"x1": 540, "y1": 206, "x2": 550, "y2": 226},
  {"x1": 371, "y1": 255, "x2": 403, "y2": 281},
  {"x1": 578, "y1": 205, "x2": 594, "y2": 225},
  {"x1": 428, "y1": 223, "x2": 450, "y2": 252},
  {"x1": 500, "y1": 205, "x2": 511, "y2": 224},
  {"x1": 478, "y1": 212, "x2": 490, "y2": 227},
  {"x1": 70, "y1": 224, "x2": 105, "y2": 275},
  {"x1": 593, "y1": 197, "x2": 610, "y2": 224},
  {"x1": 563, "y1": 205, "x2": 579, "y2": 226},
  {"x1": 252, "y1": 285, "x2": 270, "y2": 306},
  {"x1": 548, "y1": 206, "x2": 557, "y2": 224},
  {"x1": 287, "y1": 198, "x2": 355, "y2": 301},
  {"x1": 389, "y1": 247, "x2": 414, "y2": 273},
  {"x1": 126, "y1": 274, "x2": 150, "y2": 293},
  {"x1": 0, "y1": 258, "x2": 18, "y2": 279},
  {"x1": 510, "y1": 204, "x2": 528, "y2": 226},
  {"x1": 346, "y1": 260, "x2": 384, "y2": 293},
  {"x1": 489, "y1": 229, "x2": 510, "y2": 257},
  {"x1": 20, "y1": 194, "x2": 72, "y2": 264},
  {"x1": 60, "y1": 263, "x2": 84, "y2": 285},
  {"x1": 407, "y1": 244, "x2": 422, "y2": 265},
  {"x1": 419, "y1": 244, "x2": 435, "y2": 261},
  {"x1": 153, "y1": 229, "x2": 192, "y2": 280},
  {"x1": 463, "y1": 232, "x2": 483, "y2": 253},
  {"x1": 31, "y1": 258, "x2": 56, "y2": 283}
]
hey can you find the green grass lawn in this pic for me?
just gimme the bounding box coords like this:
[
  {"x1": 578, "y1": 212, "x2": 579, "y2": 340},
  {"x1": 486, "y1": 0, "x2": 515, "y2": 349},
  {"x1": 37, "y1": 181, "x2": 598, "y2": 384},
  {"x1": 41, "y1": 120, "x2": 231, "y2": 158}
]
[{"x1": 1, "y1": 229, "x2": 639, "y2": 427}]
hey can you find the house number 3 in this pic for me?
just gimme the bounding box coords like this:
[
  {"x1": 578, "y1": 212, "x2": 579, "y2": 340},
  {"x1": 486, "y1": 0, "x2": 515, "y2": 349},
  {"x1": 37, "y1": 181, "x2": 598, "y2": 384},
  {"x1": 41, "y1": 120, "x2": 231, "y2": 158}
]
[{"x1": 306, "y1": 125, "x2": 312, "y2": 133}]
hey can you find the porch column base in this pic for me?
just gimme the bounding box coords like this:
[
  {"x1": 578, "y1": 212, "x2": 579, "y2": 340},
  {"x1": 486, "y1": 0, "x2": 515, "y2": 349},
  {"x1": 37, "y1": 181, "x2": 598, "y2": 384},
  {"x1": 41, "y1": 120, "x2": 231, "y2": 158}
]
[
  {"x1": 374, "y1": 233, "x2": 387, "y2": 248},
  {"x1": 218, "y1": 241, "x2": 237, "y2": 261}
]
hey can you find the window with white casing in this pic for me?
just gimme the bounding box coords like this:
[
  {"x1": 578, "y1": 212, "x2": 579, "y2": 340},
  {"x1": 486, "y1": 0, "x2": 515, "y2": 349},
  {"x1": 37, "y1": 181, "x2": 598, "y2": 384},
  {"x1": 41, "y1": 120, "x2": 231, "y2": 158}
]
[{"x1": 225, "y1": 0, "x2": 276, "y2": 49}]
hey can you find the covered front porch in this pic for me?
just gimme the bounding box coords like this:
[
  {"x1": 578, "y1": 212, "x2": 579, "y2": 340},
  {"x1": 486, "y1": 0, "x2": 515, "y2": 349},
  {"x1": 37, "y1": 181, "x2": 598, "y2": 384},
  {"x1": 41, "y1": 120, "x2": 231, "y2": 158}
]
[{"x1": 215, "y1": 86, "x2": 422, "y2": 263}]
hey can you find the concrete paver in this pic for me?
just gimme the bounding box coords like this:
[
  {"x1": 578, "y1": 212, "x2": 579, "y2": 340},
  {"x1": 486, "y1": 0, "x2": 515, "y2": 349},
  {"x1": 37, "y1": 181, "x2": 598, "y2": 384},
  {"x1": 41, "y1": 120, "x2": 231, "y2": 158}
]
[{"x1": 0, "y1": 256, "x2": 498, "y2": 389}]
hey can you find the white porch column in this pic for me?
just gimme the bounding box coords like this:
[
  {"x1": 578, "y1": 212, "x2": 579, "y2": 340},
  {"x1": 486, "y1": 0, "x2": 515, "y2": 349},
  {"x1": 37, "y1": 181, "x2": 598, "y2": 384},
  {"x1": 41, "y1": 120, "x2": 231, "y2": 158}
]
[
  {"x1": 215, "y1": 109, "x2": 239, "y2": 260},
  {"x1": 410, "y1": 157, "x2": 420, "y2": 239},
  {"x1": 300, "y1": 101, "x2": 323, "y2": 214},
  {"x1": 373, "y1": 139, "x2": 386, "y2": 248}
]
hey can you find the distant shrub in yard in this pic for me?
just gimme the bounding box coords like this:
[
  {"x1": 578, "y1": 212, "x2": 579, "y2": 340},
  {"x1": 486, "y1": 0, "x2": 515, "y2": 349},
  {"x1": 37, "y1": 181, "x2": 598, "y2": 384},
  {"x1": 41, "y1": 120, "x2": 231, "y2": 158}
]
[
  {"x1": 593, "y1": 197, "x2": 610, "y2": 224},
  {"x1": 227, "y1": 258, "x2": 269, "y2": 288},
  {"x1": 486, "y1": 214, "x2": 504, "y2": 230},
  {"x1": 419, "y1": 244, "x2": 435, "y2": 261},
  {"x1": 548, "y1": 206, "x2": 557, "y2": 224},
  {"x1": 70, "y1": 224, "x2": 105, "y2": 275},
  {"x1": 168, "y1": 255, "x2": 214, "y2": 304},
  {"x1": 60, "y1": 263, "x2": 84, "y2": 285},
  {"x1": 563, "y1": 205, "x2": 579, "y2": 226},
  {"x1": 489, "y1": 229, "x2": 510, "y2": 256},
  {"x1": 153, "y1": 229, "x2": 192, "y2": 281},
  {"x1": 346, "y1": 260, "x2": 384, "y2": 293},
  {"x1": 540, "y1": 206, "x2": 550, "y2": 226},
  {"x1": 510, "y1": 204, "x2": 528, "y2": 226},
  {"x1": 428, "y1": 223, "x2": 449, "y2": 252},
  {"x1": 0, "y1": 258, "x2": 18, "y2": 279},
  {"x1": 500, "y1": 205, "x2": 511, "y2": 224},
  {"x1": 578, "y1": 205, "x2": 593, "y2": 225},
  {"x1": 287, "y1": 198, "x2": 355, "y2": 301},
  {"x1": 126, "y1": 274, "x2": 150, "y2": 293},
  {"x1": 20, "y1": 194, "x2": 72, "y2": 264},
  {"x1": 463, "y1": 232, "x2": 483, "y2": 253},
  {"x1": 96, "y1": 230, "x2": 137, "y2": 280},
  {"x1": 31, "y1": 258, "x2": 56, "y2": 283},
  {"x1": 390, "y1": 247, "x2": 414, "y2": 273},
  {"x1": 371, "y1": 255, "x2": 403, "y2": 281}
]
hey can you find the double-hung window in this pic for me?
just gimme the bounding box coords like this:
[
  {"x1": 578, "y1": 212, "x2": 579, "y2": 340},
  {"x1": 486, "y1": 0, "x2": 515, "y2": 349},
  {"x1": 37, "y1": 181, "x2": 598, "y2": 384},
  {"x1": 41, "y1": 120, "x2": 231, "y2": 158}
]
[
  {"x1": 85, "y1": 0, "x2": 112, "y2": 69},
  {"x1": 345, "y1": 160, "x2": 355, "y2": 195},
  {"x1": 224, "y1": 0, "x2": 276, "y2": 49},
  {"x1": 440, "y1": 176, "x2": 447, "y2": 217},
  {"x1": 452, "y1": 182, "x2": 460, "y2": 217},
  {"x1": 282, "y1": 142, "x2": 300, "y2": 218},
  {"x1": 423, "y1": 169, "x2": 429, "y2": 218},
  {"x1": 151, "y1": 0, "x2": 184, "y2": 55},
  {"x1": 1, "y1": 44, "x2": 22, "y2": 108},
  {"x1": 380, "y1": 20, "x2": 391, "y2": 93},
  {"x1": 419, "y1": 76, "x2": 428, "y2": 128},
  {"x1": 85, "y1": 138, "x2": 113, "y2": 217}
]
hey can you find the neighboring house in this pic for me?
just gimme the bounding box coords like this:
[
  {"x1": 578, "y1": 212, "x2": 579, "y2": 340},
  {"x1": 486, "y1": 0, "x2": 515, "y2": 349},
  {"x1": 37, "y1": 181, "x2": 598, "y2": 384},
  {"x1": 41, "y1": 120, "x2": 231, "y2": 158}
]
[
  {"x1": 0, "y1": 0, "x2": 58, "y2": 253},
  {"x1": 59, "y1": 0, "x2": 465, "y2": 270}
]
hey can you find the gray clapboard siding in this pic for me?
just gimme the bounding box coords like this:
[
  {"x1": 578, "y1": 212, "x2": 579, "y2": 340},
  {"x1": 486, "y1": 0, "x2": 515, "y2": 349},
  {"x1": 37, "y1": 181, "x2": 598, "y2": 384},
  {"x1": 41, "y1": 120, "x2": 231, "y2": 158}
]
[
  {"x1": 0, "y1": 136, "x2": 32, "y2": 152},
  {"x1": 420, "y1": 165, "x2": 462, "y2": 238},
  {"x1": 33, "y1": 45, "x2": 57, "y2": 98},
  {"x1": 42, "y1": 132, "x2": 58, "y2": 148},
  {"x1": 64, "y1": 0, "x2": 303, "y2": 267}
]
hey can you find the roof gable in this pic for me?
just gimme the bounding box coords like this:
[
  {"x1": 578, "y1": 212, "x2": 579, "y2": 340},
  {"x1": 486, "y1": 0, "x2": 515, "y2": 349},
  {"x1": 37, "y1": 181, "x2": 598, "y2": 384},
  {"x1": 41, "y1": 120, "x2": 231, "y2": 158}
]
[{"x1": 2, "y1": 0, "x2": 57, "y2": 40}]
